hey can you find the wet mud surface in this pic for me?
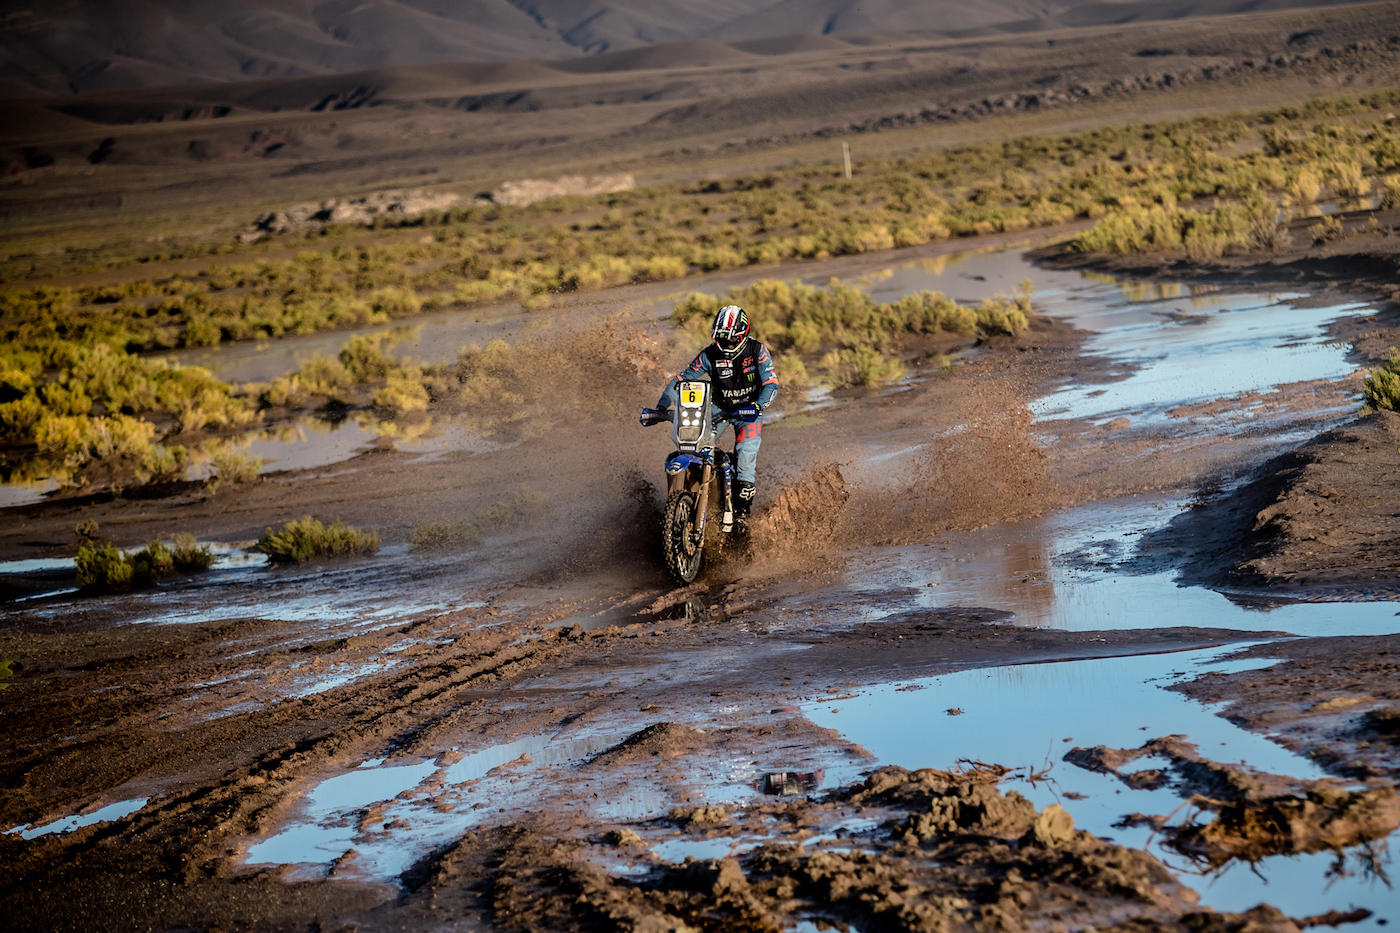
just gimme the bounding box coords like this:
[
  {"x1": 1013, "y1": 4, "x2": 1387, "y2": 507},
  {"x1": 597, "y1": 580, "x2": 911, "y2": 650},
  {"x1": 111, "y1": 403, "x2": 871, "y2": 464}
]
[{"x1": 4, "y1": 233, "x2": 1400, "y2": 929}]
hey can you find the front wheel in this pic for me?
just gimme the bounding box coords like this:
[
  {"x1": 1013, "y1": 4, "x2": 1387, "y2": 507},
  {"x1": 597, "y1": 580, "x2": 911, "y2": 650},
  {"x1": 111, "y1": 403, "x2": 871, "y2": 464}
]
[{"x1": 662, "y1": 490, "x2": 704, "y2": 584}]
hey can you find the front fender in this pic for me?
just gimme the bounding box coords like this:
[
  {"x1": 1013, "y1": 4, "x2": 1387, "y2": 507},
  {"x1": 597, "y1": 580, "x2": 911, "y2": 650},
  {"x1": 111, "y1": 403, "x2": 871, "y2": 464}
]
[
  {"x1": 665, "y1": 452, "x2": 705, "y2": 475},
  {"x1": 665, "y1": 452, "x2": 707, "y2": 496}
]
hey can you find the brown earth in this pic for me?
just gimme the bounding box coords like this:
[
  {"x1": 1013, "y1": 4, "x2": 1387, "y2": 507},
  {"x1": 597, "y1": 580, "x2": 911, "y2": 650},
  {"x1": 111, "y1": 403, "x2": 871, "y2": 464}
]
[
  {"x1": 0, "y1": 276, "x2": 1384, "y2": 928},
  {"x1": 1175, "y1": 635, "x2": 1400, "y2": 781}
]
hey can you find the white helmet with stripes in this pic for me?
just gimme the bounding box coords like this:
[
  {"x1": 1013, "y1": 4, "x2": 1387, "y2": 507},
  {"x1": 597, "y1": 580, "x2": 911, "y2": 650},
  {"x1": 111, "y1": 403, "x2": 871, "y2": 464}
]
[{"x1": 711, "y1": 305, "x2": 750, "y2": 358}]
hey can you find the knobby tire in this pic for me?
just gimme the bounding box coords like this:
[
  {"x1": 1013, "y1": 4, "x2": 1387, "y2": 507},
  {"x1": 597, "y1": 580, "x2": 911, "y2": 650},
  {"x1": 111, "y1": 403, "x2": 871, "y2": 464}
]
[{"x1": 662, "y1": 490, "x2": 704, "y2": 584}]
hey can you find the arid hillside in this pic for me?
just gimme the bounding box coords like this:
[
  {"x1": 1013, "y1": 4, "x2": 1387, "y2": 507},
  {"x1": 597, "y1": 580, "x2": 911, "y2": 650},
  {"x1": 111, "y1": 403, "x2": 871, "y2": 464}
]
[
  {"x1": 4, "y1": 0, "x2": 1400, "y2": 244},
  {"x1": 0, "y1": 0, "x2": 1377, "y2": 97}
]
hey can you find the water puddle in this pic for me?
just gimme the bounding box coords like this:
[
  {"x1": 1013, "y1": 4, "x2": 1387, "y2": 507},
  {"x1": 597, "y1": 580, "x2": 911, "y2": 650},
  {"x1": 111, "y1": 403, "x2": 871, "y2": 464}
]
[
  {"x1": 1035, "y1": 296, "x2": 1369, "y2": 424},
  {"x1": 0, "y1": 556, "x2": 79, "y2": 575},
  {"x1": 0, "y1": 476, "x2": 56, "y2": 509},
  {"x1": 3, "y1": 544, "x2": 475, "y2": 647},
  {"x1": 5, "y1": 797, "x2": 148, "y2": 840},
  {"x1": 858, "y1": 244, "x2": 1375, "y2": 431},
  {"x1": 245, "y1": 730, "x2": 628, "y2": 880},
  {"x1": 804, "y1": 647, "x2": 1396, "y2": 924}
]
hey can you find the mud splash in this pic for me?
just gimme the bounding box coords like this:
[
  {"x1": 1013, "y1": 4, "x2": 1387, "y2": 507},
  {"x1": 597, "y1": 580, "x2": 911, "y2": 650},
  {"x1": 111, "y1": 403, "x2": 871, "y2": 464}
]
[{"x1": 750, "y1": 462, "x2": 850, "y2": 556}]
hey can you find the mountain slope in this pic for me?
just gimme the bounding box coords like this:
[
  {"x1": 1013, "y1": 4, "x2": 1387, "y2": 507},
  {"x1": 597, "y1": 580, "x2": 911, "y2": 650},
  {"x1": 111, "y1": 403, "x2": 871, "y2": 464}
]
[{"x1": 0, "y1": 0, "x2": 1376, "y2": 97}]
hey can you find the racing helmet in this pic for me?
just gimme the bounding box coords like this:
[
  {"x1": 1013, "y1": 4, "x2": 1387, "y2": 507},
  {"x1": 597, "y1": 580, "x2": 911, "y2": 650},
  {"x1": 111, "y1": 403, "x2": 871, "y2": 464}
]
[{"x1": 711, "y1": 304, "x2": 750, "y2": 357}]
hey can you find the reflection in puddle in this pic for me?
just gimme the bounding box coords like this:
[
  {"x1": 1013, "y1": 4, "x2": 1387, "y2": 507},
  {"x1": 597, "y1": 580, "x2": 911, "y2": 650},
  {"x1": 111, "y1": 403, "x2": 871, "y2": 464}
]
[
  {"x1": 6, "y1": 797, "x2": 148, "y2": 840},
  {"x1": 0, "y1": 556, "x2": 78, "y2": 575},
  {"x1": 804, "y1": 647, "x2": 1394, "y2": 924},
  {"x1": 6, "y1": 544, "x2": 466, "y2": 631},
  {"x1": 1036, "y1": 297, "x2": 1369, "y2": 424},
  {"x1": 0, "y1": 476, "x2": 56, "y2": 509},
  {"x1": 848, "y1": 494, "x2": 1400, "y2": 635}
]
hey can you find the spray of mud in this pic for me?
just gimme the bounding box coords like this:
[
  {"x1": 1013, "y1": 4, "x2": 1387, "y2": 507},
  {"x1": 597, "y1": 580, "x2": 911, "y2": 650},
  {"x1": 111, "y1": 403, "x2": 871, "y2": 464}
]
[
  {"x1": 749, "y1": 462, "x2": 850, "y2": 558},
  {"x1": 747, "y1": 375, "x2": 1057, "y2": 566},
  {"x1": 418, "y1": 322, "x2": 1053, "y2": 586}
]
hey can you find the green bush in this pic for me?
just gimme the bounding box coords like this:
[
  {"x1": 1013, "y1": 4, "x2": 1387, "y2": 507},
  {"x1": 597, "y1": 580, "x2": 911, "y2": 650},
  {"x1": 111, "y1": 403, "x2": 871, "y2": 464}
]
[
  {"x1": 254, "y1": 516, "x2": 381, "y2": 563},
  {"x1": 76, "y1": 541, "x2": 134, "y2": 589},
  {"x1": 170, "y1": 533, "x2": 215, "y2": 571},
  {"x1": 1363, "y1": 349, "x2": 1400, "y2": 413},
  {"x1": 671, "y1": 278, "x2": 1032, "y2": 388},
  {"x1": 74, "y1": 534, "x2": 214, "y2": 590},
  {"x1": 208, "y1": 447, "x2": 263, "y2": 488}
]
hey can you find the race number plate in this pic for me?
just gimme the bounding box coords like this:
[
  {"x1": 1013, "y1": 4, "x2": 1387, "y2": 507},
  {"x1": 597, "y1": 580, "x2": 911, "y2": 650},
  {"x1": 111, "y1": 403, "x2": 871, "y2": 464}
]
[
  {"x1": 675, "y1": 381, "x2": 710, "y2": 447},
  {"x1": 680, "y1": 383, "x2": 706, "y2": 408}
]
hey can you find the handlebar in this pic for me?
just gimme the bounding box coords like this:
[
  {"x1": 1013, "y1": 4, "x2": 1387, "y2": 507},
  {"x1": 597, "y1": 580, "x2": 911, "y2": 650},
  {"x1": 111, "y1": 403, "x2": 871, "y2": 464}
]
[{"x1": 641, "y1": 405, "x2": 760, "y2": 426}]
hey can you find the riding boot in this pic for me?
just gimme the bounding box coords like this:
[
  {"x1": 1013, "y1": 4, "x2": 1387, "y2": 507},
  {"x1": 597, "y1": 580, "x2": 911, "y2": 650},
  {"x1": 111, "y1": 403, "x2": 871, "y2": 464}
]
[{"x1": 735, "y1": 481, "x2": 756, "y2": 532}]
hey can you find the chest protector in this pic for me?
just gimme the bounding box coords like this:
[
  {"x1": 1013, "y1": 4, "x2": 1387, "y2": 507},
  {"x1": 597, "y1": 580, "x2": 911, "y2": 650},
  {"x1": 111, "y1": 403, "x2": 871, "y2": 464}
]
[{"x1": 705, "y1": 338, "x2": 762, "y2": 411}]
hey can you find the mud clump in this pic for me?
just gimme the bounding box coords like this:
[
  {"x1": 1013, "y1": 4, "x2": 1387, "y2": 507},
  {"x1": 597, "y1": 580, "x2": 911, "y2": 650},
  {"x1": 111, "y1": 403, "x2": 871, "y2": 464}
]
[
  {"x1": 1066, "y1": 736, "x2": 1400, "y2": 870},
  {"x1": 1360, "y1": 707, "x2": 1400, "y2": 745},
  {"x1": 589, "y1": 722, "x2": 707, "y2": 766},
  {"x1": 1172, "y1": 784, "x2": 1400, "y2": 870},
  {"x1": 480, "y1": 764, "x2": 1226, "y2": 932}
]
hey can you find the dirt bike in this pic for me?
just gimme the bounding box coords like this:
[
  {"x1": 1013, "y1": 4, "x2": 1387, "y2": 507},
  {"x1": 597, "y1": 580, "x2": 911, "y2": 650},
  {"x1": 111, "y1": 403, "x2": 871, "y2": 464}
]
[{"x1": 641, "y1": 380, "x2": 757, "y2": 585}]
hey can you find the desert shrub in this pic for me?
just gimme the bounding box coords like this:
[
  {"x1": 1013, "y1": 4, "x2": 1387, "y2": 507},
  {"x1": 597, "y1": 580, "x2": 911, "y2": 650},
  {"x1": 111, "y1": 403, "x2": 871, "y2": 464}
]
[
  {"x1": 1311, "y1": 215, "x2": 1344, "y2": 244},
  {"x1": 410, "y1": 520, "x2": 482, "y2": 552},
  {"x1": 1362, "y1": 349, "x2": 1400, "y2": 413},
  {"x1": 473, "y1": 488, "x2": 553, "y2": 532},
  {"x1": 373, "y1": 369, "x2": 430, "y2": 415},
  {"x1": 632, "y1": 255, "x2": 688, "y2": 282},
  {"x1": 1287, "y1": 167, "x2": 1323, "y2": 208},
  {"x1": 671, "y1": 278, "x2": 1031, "y2": 387},
  {"x1": 819, "y1": 347, "x2": 906, "y2": 388},
  {"x1": 1329, "y1": 159, "x2": 1371, "y2": 199},
  {"x1": 339, "y1": 334, "x2": 394, "y2": 382},
  {"x1": 75, "y1": 541, "x2": 134, "y2": 589},
  {"x1": 75, "y1": 534, "x2": 215, "y2": 590},
  {"x1": 209, "y1": 447, "x2": 263, "y2": 487},
  {"x1": 141, "y1": 443, "x2": 189, "y2": 484},
  {"x1": 170, "y1": 533, "x2": 215, "y2": 571},
  {"x1": 1072, "y1": 204, "x2": 1185, "y2": 253},
  {"x1": 131, "y1": 540, "x2": 175, "y2": 580},
  {"x1": 254, "y1": 516, "x2": 380, "y2": 563},
  {"x1": 1380, "y1": 175, "x2": 1400, "y2": 209}
]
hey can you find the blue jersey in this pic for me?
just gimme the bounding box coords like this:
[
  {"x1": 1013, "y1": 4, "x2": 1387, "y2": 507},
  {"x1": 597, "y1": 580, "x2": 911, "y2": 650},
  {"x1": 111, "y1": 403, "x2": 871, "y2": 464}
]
[{"x1": 659, "y1": 337, "x2": 779, "y2": 412}]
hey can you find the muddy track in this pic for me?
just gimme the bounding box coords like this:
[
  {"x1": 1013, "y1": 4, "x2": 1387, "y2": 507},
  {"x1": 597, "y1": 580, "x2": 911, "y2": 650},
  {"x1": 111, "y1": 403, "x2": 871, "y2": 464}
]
[{"x1": 4, "y1": 233, "x2": 1400, "y2": 928}]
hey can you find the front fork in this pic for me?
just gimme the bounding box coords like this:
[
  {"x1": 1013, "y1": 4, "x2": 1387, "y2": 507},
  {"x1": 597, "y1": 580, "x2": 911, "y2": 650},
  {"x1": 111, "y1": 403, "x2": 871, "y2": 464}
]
[
  {"x1": 667, "y1": 451, "x2": 735, "y2": 542},
  {"x1": 700, "y1": 453, "x2": 736, "y2": 537}
]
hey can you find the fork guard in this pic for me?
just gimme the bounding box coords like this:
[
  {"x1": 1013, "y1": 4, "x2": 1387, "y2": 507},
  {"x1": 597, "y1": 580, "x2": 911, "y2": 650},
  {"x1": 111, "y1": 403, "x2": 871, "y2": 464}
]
[{"x1": 665, "y1": 451, "x2": 733, "y2": 512}]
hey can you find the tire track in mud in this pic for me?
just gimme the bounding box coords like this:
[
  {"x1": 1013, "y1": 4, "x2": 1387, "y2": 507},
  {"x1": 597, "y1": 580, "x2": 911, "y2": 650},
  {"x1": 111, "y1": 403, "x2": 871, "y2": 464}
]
[{"x1": 0, "y1": 610, "x2": 655, "y2": 903}]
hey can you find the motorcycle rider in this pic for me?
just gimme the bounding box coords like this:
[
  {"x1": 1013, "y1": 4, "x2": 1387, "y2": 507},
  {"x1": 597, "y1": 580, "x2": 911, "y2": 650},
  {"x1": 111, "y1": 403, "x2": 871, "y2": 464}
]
[{"x1": 654, "y1": 304, "x2": 779, "y2": 526}]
